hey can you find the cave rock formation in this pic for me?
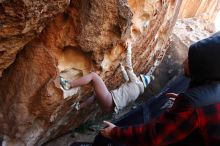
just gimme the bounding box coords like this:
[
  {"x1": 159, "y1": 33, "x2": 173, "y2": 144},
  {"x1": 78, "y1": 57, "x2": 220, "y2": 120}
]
[{"x1": 0, "y1": 0, "x2": 183, "y2": 145}]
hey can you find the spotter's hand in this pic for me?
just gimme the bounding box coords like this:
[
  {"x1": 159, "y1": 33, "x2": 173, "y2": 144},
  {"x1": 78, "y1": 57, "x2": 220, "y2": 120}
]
[
  {"x1": 100, "y1": 121, "x2": 116, "y2": 139},
  {"x1": 166, "y1": 93, "x2": 178, "y2": 100}
]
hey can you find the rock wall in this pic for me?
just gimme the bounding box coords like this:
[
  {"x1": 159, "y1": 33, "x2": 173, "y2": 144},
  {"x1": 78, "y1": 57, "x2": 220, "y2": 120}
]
[
  {"x1": 144, "y1": 17, "x2": 212, "y2": 98},
  {"x1": 0, "y1": 0, "x2": 182, "y2": 145},
  {"x1": 179, "y1": 0, "x2": 220, "y2": 21},
  {"x1": 0, "y1": 0, "x2": 70, "y2": 77}
]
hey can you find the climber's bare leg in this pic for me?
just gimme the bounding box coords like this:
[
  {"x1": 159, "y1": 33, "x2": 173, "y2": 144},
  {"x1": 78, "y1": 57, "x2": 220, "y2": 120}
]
[
  {"x1": 80, "y1": 95, "x2": 96, "y2": 109},
  {"x1": 70, "y1": 72, "x2": 113, "y2": 112},
  {"x1": 125, "y1": 42, "x2": 138, "y2": 82}
]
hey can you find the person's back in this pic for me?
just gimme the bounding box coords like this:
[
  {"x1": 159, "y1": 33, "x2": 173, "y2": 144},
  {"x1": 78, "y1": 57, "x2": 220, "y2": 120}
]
[
  {"x1": 174, "y1": 81, "x2": 220, "y2": 146},
  {"x1": 187, "y1": 32, "x2": 220, "y2": 145},
  {"x1": 169, "y1": 32, "x2": 220, "y2": 146},
  {"x1": 198, "y1": 102, "x2": 220, "y2": 145}
]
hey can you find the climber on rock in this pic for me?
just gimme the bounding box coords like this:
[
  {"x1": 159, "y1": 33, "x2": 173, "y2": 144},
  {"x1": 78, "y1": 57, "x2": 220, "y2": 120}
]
[
  {"x1": 100, "y1": 32, "x2": 220, "y2": 146},
  {"x1": 60, "y1": 42, "x2": 152, "y2": 113}
]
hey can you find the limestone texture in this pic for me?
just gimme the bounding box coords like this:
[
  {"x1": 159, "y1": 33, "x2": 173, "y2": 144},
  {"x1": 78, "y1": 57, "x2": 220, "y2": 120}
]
[
  {"x1": 0, "y1": 0, "x2": 70, "y2": 77},
  {"x1": 0, "y1": 0, "x2": 205, "y2": 145},
  {"x1": 179, "y1": 0, "x2": 220, "y2": 21}
]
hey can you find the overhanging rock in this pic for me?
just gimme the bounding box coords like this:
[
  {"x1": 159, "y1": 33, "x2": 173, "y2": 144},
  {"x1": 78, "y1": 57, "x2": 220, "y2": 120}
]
[{"x1": 0, "y1": 0, "x2": 182, "y2": 145}]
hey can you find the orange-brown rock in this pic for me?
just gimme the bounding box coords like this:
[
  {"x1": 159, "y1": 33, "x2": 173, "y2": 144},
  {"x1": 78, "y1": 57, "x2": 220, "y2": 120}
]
[
  {"x1": 0, "y1": 0, "x2": 183, "y2": 145},
  {"x1": 0, "y1": 0, "x2": 69, "y2": 77},
  {"x1": 179, "y1": 0, "x2": 220, "y2": 21}
]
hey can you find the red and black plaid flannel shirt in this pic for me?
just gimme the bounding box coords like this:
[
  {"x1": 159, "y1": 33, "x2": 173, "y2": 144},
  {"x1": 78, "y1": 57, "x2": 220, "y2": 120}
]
[{"x1": 111, "y1": 95, "x2": 220, "y2": 146}]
